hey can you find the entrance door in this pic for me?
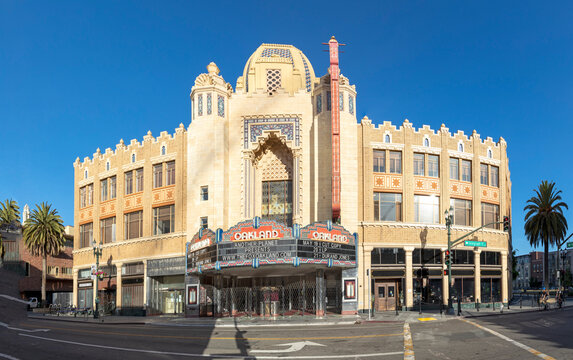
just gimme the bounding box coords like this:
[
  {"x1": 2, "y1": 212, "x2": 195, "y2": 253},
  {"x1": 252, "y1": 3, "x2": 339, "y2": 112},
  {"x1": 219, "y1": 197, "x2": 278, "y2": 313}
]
[{"x1": 375, "y1": 282, "x2": 396, "y2": 311}]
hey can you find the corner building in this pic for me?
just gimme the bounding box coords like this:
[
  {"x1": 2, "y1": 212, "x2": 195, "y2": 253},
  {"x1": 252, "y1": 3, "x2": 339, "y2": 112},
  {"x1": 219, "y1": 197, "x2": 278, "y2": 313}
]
[{"x1": 73, "y1": 41, "x2": 511, "y2": 316}]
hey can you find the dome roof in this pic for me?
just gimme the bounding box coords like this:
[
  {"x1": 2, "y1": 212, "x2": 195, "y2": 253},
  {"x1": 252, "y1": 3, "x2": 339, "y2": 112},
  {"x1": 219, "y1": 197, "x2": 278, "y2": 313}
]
[{"x1": 238, "y1": 43, "x2": 316, "y2": 94}]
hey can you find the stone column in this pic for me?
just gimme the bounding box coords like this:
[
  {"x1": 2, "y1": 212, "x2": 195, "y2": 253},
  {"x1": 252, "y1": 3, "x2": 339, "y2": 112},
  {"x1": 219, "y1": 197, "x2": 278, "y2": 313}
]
[
  {"x1": 405, "y1": 247, "x2": 414, "y2": 309},
  {"x1": 474, "y1": 250, "x2": 481, "y2": 305},
  {"x1": 143, "y1": 261, "x2": 148, "y2": 311},
  {"x1": 362, "y1": 246, "x2": 373, "y2": 313},
  {"x1": 92, "y1": 276, "x2": 98, "y2": 309},
  {"x1": 501, "y1": 250, "x2": 508, "y2": 305},
  {"x1": 316, "y1": 269, "x2": 325, "y2": 317},
  {"x1": 116, "y1": 262, "x2": 123, "y2": 309},
  {"x1": 72, "y1": 269, "x2": 78, "y2": 307}
]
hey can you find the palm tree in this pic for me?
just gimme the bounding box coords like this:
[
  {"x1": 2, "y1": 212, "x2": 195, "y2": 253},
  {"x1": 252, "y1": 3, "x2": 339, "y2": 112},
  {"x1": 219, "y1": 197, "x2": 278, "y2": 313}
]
[
  {"x1": 23, "y1": 202, "x2": 65, "y2": 305},
  {"x1": 524, "y1": 181, "x2": 568, "y2": 288},
  {"x1": 0, "y1": 199, "x2": 20, "y2": 262}
]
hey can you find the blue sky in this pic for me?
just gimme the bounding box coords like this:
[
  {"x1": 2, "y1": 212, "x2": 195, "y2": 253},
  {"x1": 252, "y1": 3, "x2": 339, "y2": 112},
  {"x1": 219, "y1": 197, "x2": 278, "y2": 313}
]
[{"x1": 1, "y1": 1, "x2": 572, "y2": 255}]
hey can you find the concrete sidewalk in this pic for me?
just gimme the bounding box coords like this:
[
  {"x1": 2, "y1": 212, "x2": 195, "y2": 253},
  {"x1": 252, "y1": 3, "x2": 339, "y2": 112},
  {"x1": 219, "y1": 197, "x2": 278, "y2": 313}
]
[{"x1": 27, "y1": 300, "x2": 572, "y2": 327}]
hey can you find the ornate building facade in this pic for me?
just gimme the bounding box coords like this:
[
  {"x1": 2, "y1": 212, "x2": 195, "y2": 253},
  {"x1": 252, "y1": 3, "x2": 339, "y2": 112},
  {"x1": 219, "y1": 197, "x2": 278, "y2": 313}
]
[{"x1": 73, "y1": 40, "x2": 511, "y2": 316}]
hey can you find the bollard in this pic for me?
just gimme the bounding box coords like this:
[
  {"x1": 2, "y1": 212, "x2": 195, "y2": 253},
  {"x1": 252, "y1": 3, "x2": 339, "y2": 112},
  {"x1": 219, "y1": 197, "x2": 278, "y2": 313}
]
[
  {"x1": 476, "y1": 300, "x2": 480, "y2": 312},
  {"x1": 493, "y1": 302, "x2": 495, "y2": 311},
  {"x1": 457, "y1": 298, "x2": 461, "y2": 316}
]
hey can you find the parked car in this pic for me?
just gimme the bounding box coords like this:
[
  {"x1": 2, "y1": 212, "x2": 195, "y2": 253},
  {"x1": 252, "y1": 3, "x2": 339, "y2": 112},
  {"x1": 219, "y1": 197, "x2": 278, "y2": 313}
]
[{"x1": 28, "y1": 297, "x2": 38, "y2": 309}]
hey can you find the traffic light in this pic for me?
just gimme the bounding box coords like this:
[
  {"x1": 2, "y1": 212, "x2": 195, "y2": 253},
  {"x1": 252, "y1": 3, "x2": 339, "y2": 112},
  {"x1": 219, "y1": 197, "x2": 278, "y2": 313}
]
[
  {"x1": 503, "y1": 216, "x2": 510, "y2": 232},
  {"x1": 444, "y1": 250, "x2": 451, "y2": 266}
]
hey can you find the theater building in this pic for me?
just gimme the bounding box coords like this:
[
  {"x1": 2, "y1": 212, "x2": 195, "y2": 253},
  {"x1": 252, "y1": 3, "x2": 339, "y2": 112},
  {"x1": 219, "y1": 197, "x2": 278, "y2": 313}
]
[{"x1": 73, "y1": 39, "x2": 511, "y2": 316}]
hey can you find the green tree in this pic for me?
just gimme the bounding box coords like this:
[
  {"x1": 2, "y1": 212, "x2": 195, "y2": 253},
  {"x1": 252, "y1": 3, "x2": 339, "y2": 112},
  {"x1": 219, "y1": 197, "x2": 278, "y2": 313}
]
[
  {"x1": 0, "y1": 199, "x2": 20, "y2": 261},
  {"x1": 23, "y1": 202, "x2": 65, "y2": 305},
  {"x1": 524, "y1": 181, "x2": 568, "y2": 288},
  {"x1": 511, "y1": 250, "x2": 519, "y2": 280}
]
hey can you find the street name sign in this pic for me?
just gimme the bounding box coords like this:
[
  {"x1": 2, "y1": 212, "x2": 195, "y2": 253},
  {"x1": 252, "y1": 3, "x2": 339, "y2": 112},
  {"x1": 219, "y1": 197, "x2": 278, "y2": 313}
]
[
  {"x1": 464, "y1": 240, "x2": 487, "y2": 247},
  {"x1": 567, "y1": 242, "x2": 573, "y2": 249}
]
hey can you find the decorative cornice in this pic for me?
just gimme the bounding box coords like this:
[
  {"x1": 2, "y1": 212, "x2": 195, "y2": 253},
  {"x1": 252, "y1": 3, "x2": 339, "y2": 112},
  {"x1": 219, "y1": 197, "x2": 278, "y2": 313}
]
[
  {"x1": 72, "y1": 232, "x2": 186, "y2": 255},
  {"x1": 359, "y1": 221, "x2": 507, "y2": 235},
  {"x1": 370, "y1": 142, "x2": 405, "y2": 151},
  {"x1": 98, "y1": 169, "x2": 118, "y2": 180},
  {"x1": 448, "y1": 149, "x2": 474, "y2": 160},
  {"x1": 150, "y1": 153, "x2": 177, "y2": 164},
  {"x1": 122, "y1": 159, "x2": 145, "y2": 172},
  {"x1": 78, "y1": 177, "x2": 94, "y2": 188},
  {"x1": 411, "y1": 145, "x2": 442, "y2": 155},
  {"x1": 479, "y1": 156, "x2": 501, "y2": 166}
]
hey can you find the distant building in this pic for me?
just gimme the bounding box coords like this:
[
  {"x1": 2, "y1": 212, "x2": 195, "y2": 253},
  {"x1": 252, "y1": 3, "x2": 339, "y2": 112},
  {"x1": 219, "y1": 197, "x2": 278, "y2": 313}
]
[
  {"x1": 530, "y1": 251, "x2": 544, "y2": 287},
  {"x1": 0, "y1": 218, "x2": 74, "y2": 304},
  {"x1": 514, "y1": 254, "x2": 530, "y2": 290}
]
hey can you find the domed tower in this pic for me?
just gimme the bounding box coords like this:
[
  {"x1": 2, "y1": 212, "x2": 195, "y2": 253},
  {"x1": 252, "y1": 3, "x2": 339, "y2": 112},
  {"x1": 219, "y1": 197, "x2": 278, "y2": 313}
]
[{"x1": 187, "y1": 62, "x2": 233, "y2": 235}]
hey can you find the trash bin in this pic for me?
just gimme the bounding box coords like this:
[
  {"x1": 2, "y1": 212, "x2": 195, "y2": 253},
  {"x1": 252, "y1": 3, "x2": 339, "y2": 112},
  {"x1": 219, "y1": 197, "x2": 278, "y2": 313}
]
[{"x1": 271, "y1": 301, "x2": 279, "y2": 316}]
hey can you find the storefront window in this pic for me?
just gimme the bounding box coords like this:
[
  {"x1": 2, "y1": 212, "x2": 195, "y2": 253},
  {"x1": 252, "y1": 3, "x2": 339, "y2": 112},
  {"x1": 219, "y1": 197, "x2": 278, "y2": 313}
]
[
  {"x1": 413, "y1": 278, "x2": 442, "y2": 305},
  {"x1": 452, "y1": 277, "x2": 475, "y2": 303},
  {"x1": 481, "y1": 278, "x2": 501, "y2": 303},
  {"x1": 412, "y1": 248, "x2": 442, "y2": 265},
  {"x1": 480, "y1": 251, "x2": 501, "y2": 265},
  {"x1": 371, "y1": 248, "x2": 405, "y2": 265}
]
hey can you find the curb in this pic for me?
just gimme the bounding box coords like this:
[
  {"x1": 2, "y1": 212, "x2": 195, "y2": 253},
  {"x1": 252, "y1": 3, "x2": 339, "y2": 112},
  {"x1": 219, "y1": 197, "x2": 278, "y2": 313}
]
[{"x1": 27, "y1": 315, "x2": 146, "y2": 325}]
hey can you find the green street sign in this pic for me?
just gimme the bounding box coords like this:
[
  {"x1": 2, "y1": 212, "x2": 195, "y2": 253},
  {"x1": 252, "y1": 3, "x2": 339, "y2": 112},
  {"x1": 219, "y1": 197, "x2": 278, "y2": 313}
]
[
  {"x1": 464, "y1": 240, "x2": 487, "y2": 248},
  {"x1": 567, "y1": 242, "x2": 573, "y2": 249}
]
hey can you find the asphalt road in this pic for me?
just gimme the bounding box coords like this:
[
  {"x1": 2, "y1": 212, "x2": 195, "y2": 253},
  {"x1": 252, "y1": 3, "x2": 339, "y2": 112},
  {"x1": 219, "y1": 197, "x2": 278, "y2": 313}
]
[{"x1": 1, "y1": 309, "x2": 572, "y2": 359}]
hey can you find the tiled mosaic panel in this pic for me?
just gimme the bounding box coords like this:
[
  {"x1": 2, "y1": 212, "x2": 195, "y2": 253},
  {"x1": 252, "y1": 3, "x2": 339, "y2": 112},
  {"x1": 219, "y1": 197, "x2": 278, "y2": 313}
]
[
  {"x1": 207, "y1": 93, "x2": 212, "y2": 115},
  {"x1": 317, "y1": 94, "x2": 322, "y2": 113},
  {"x1": 198, "y1": 94, "x2": 203, "y2": 116},
  {"x1": 217, "y1": 95, "x2": 224, "y2": 117},
  {"x1": 349, "y1": 95, "x2": 354, "y2": 115}
]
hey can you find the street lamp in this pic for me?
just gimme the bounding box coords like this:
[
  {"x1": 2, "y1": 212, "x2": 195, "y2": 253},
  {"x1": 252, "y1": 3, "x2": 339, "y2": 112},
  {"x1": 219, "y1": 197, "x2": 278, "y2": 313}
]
[
  {"x1": 445, "y1": 206, "x2": 454, "y2": 315},
  {"x1": 92, "y1": 239, "x2": 102, "y2": 319}
]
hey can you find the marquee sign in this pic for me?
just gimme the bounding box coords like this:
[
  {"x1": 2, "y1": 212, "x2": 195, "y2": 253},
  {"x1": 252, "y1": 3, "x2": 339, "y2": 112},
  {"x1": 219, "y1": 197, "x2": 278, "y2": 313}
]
[
  {"x1": 186, "y1": 219, "x2": 356, "y2": 273},
  {"x1": 223, "y1": 219, "x2": 292, "y2": 242}
]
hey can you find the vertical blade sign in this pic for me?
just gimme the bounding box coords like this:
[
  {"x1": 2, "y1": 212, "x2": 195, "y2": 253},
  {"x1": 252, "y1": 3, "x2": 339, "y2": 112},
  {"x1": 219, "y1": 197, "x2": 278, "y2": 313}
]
[{"x1": 329, "y1": 36, "x2": 341, "y2": 222}]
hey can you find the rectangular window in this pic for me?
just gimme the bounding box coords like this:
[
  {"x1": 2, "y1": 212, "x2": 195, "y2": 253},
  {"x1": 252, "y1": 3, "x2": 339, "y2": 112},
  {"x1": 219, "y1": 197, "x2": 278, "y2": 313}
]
[
  {"x1": 101, "y1": 179, "x2": 108, "y2": 202},
  {"x1": 201, "y1": 186, "x2": 208, "y2": 201},
  {"x1": 413, "y1": 153, "x2": 425, "y2": 176},
  {"x1": 389, "y1": 151, "x2": 402, "y2": 174},
  {"x1": 339, "y1": 92, "x2": 344, "y2": 111},
  {"x1": 87, "y1": 184, "x2": 93, "y2": 206},
  {"x1": 110, "y1": 176, "x2": 116, "y2": 199},
  {"x1": 428, "y1": 155, "x2": 439, "y2": 177},
  {"x1": 124, "y1": 211, "x2": 143, "y2": 240},
  {"x1": 153, "y1": 164, "x2": 163, "y2": 188},
  {"x1": 166, "y1": 161, "x2": 175, "y2": 186},
  {"x1": 100, "y1": 217, "x2": 116, "y2": 244},
  {"x1": 461, "y1": 160, "x2": 471, "y2": 182},
  {"x1": 374, "y1": 192, "x2": 402, "y2": 221},
  {"x1": 153, "y1": 205, "x2": 174, "y2": 235},
  {"x1": 79, "y1": 223, "x2": 93, "y2": 248},
  {"x1": 326, "y1": 91, "x2": 331, "y2": 111},
  {"x1": 481, "y1": 202, "x2": 500, "y2": 229},
  {"x1": 80, "y1": 186, "x2": 86, "y2": 208},
  {"x1": 135, "y1": 168, "x2": 144, "y2": 192},
  {"x1": 480, "y1": 164, "x2": 489, "y2": 185},
  {"x1": 414, "y1": 195, "x2": 440, "y2": 224},
  {"x1": 490, "y1": 166, "x2": 499, "y2": 187},
  {"x1": 373, "y1": 150, "x2": 385, "y2": 172},
  {"x1": 125, "y1": 171, "x2": 133, "y2": 195},
  {"x1": 450, "y1": 198, "x2": 472, "y2": 226},
  {"x1": 449, "y1": 158, "x2": 459, "y2": 180},
  {"x1": 200, "y1": 216, "x2": 208, "y2": 230},
  {"x1": 371, "y1": 248, "x2": 405, "y2": 265},
  {"x1": 480, "y1": 251, "x2": 501, "y2": 265},
  {"x1": 316, "y1": 94, "x2": 322, "y2": 113}
]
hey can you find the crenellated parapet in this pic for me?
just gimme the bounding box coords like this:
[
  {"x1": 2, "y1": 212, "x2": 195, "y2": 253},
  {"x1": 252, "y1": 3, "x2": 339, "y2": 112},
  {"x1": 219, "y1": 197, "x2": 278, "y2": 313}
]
[{"x1": 73, "y1": 123, "x2": 187, "y2": 170}]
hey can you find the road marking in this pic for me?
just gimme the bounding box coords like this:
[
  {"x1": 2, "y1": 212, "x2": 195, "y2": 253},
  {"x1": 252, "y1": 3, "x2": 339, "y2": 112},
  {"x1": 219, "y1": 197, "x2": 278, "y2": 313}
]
[
  {"x1": 18, "y1": 333, "x2": 404, "y2": 359},
  {"x1": 403, "y1": 323, "x2": 415, "y2": 360},
  {"x1": 0, "y1": 353, "x2": 20, "y2": 360},
  {"x1": 251, "y1": 341, "x2": 325, "y2": 353},
  {"x1": 460, "y1": 319, "x2": 556, "y2": 360},
  {"x1": 0, "y1": 295, "x2": 33, "y2": 305},
  {"x1": 417, "y1": 317, "x2": 436, "y2": 322},
  {"x1": 0, "y1": 321, "x2": 49, "y2": 333},
  {"x1": 18, "y1": 323, "x2": 402, "y2": 341}
]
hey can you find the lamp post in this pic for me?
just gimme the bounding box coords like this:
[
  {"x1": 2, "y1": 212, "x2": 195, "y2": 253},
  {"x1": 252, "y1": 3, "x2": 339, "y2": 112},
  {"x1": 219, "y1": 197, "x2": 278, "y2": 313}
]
[
  {"x1": 92, "y1": 239, "x2": 102, "y2": 319},
  {"x1": 445, "y1": 206, "x2": 454, "y2": 315}
]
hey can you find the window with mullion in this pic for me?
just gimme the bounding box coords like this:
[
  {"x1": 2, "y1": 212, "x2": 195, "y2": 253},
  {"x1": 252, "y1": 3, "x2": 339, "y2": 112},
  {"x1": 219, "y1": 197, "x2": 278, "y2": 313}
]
[
  {"x1": 490, "y1": 166, "x2": 499, "y2": 187},
  {"x1": 153, "y1": 164, "x2": 163, "y2": 188},
  {"x1": 153, "y1": 205, "x2": 174, "y2": 235},
  {"x1": 449, "y1": 158, "x2": 459, "y2": 180},
  {"x1": 374, "y1": 192, "x2": 402, "y2": 221},
  {"x1": 101, "y1": 179, "x2": 108, "y2": 202},
  {"x1": 79, "y1": 223, "x2": 93, "y2": 248},
  {"x1": 461, "y1": 160, "x2": 471, "y2": 182},
  {"x1": 125, "y1": 171, "x2": 133, "y2": 195},
  {"x1": 100, "y1": 217, "x2": 116, "y2": 244},
  {"x1": 124, "y1": 211, "x2": 143, "y2": 239},
  {"x1": 480, "y1": 164, "x2": 489, "y2": 185},
  {"x1": 389, "y1": 151, "x2": 402, "y2": 174},
  {"x1": 166, "y1": 161, "x2": 175, "y2": 186},
  {"x1": 414, "y1": 195, "x2": 440, "y2": 224},
  {"x1": 135, "y1": 168, "x2": 144, "y2": 192},
  {"x1": 373, "y1": 150, "x2": 385, "y2": 172},
  {"x1": 481, "y1": 203, "x2": 500, "y2": 229},
  {"x1": 413, "y1": 153, "x2": 425, "y2": 176},
  {"x1": 450, "y1": 198, "x2": 472, "y2": 226},
  {"x1": 428, "y1": 155, "x2": 439, "y2": 177}
]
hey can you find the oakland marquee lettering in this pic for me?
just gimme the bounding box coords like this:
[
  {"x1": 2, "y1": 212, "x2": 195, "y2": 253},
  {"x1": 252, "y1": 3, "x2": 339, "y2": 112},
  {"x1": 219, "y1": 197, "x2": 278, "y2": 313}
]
[{"x1": 233, "y1": 229, "x2": 280, "y2": 241}]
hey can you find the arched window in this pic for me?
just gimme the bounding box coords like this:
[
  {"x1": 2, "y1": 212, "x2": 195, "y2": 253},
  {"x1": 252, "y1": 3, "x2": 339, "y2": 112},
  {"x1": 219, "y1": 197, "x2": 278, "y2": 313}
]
[
  {"x1": 84, "y1": 170, "x2": 88, "y2": 179},
  {"x1": 131, "y1": 154, "x2": 136, "y2": 163},
  {"x1": 385, "y1": 134, "x2": 391, "y2": 143},
  {"x1": 488, "y1": 149, "x2": 493, "y2": 158},
  {"x1": 424, "y1": 138, "x2": 430, "y2": 147},
  {"x1": 161, "y1": 146, "x2": 166, "y2": 155},
  {"x1": 106, "y1": 161, "x2": 110, "y2": 171},
  {"x1": 458, "y1": 143, "x2": 464, "y2": 152}
]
